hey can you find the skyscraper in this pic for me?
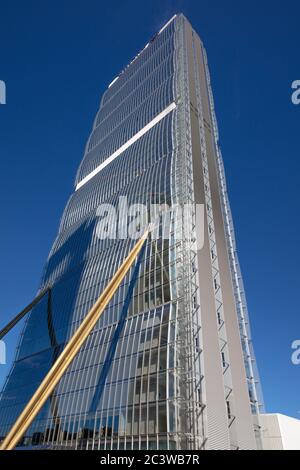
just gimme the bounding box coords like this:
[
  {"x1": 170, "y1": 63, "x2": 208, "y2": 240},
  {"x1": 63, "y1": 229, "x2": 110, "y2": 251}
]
[{"x1": 0, "y1": 14, "x2": 263, "y2": 450}]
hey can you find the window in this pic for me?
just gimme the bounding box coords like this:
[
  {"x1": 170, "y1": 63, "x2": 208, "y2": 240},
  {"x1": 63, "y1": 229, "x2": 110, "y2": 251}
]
[
  {"x1": 221, "y1": 351, "x2": 226, "y2": 368},
  {"x1": 158, "y1": 373, "x2": 166, "y2": 400},
  {"x1": 158, "y1": 404, "x2": 167, "y2": 432},
  {"x1": 148, "y1": 404, "x2": 157, "y2": 433},
  {"x1": 226, "y1": 400, "x2": 231, "y2": 419},
  {"x1": 149, "y1": 376, "x2": 157, "y2": 401}
]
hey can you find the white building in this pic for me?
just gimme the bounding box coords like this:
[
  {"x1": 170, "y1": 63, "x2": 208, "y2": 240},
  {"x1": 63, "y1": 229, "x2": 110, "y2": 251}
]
[{"x1": 260, "y1": 413, "x2": 300, "y2": 450}]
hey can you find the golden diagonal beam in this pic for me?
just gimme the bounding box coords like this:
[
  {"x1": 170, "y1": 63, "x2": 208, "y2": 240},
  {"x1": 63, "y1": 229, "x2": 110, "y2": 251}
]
[{"x1": 0, "y1": 229, "x2": 149, "y2": 451}]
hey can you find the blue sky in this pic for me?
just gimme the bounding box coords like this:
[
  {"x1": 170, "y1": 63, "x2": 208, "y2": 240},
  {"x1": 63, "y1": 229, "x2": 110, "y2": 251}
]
[{"x1": 0, "y1": 0, "x2": 299, "y2": 418}]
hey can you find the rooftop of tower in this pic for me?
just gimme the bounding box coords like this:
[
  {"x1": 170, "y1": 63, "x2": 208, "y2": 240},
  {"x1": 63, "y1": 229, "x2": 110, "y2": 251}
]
[{"x1": 108, "y1": 14, "x2": 178, "y2": 89}]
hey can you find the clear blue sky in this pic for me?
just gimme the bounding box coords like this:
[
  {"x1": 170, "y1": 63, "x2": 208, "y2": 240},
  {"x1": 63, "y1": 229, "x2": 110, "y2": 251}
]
[{"x1": 0, "y1": 0, "x2": 299, "y2": 418}]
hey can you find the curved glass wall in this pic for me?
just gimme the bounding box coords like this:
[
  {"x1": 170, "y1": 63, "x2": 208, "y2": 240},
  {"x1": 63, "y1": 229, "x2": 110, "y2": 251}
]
[{"x1": 0, "y1": 18, "x2": 186, "y2": 450}]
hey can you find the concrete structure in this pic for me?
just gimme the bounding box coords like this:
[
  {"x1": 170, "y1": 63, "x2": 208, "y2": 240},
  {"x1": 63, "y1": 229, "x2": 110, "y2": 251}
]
[{"x1": 260, "y1": 414, "x2": 300, "y2": 450}]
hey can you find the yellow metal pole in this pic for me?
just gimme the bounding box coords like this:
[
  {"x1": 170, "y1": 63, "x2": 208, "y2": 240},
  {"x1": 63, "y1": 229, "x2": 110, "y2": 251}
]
[{"x1": 0, "y1": 229, "x2": 149, "y2": 450}]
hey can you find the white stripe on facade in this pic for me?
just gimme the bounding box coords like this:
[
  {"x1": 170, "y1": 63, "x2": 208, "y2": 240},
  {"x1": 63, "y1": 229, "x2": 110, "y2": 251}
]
[
  {"x1": 108, "y1": 76, "x2": 119, "y2": 88},
  {"x1": 75, "y1": 101, "x2": 176, "y2": 191},
  {"x1": 158, "y1": 14, "x2": 177, "y2": 35}
]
